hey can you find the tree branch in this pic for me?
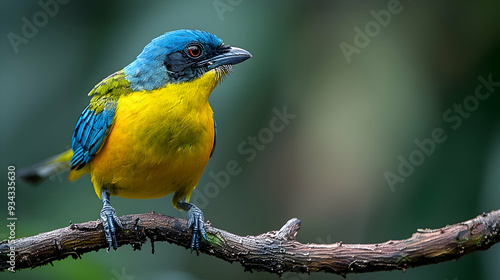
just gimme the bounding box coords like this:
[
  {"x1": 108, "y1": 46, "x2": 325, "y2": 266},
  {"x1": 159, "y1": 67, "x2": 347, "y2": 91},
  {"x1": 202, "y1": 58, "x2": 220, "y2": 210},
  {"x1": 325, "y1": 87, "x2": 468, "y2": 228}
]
[{"x1": 1, "y1": 209, "x2": 499, "y2": 276}]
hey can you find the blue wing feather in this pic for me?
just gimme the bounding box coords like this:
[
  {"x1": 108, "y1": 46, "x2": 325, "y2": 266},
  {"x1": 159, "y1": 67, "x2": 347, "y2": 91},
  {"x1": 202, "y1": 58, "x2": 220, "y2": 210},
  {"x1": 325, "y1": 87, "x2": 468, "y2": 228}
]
[
  {"x1": 70, "y1": 104, "x2": 116, "y2": 169},
  {"x1": 69, "y1": 69, "x2": 129, "y2": 170}
]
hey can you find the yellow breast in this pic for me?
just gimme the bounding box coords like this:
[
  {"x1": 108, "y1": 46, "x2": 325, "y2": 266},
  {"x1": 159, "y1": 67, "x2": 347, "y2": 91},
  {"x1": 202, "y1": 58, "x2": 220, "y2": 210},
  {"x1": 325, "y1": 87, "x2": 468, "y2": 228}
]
[{"x1": 89, "y1": 71, "x2": 220, "y2": 203}]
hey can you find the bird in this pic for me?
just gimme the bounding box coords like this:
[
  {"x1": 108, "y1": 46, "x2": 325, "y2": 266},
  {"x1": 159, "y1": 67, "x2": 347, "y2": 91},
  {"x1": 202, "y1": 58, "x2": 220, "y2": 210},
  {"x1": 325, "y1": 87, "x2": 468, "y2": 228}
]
[{"x1": 19, "y1": 29, "x2": 252, "y2": 252}]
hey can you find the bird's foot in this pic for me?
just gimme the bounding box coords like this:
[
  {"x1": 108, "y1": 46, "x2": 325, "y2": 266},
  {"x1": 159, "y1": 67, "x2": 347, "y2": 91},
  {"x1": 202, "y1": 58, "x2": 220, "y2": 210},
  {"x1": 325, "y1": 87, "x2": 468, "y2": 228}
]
[
  {"x1": 100, "y1": 189, "x2": 123, "y2": 251},
  {"x1": 188, "y1": 204, "x2": 207, "y2": 254},
  {"x1": 179, "y1": 202, "x2": 207, "y2": 254}
]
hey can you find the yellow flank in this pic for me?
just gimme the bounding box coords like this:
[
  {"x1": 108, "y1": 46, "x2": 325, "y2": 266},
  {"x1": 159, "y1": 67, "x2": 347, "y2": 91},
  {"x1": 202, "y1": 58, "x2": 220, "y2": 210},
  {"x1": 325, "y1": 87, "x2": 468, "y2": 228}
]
[{"x1": 74, "y1": 70, "x2": 221, "y2": 209}]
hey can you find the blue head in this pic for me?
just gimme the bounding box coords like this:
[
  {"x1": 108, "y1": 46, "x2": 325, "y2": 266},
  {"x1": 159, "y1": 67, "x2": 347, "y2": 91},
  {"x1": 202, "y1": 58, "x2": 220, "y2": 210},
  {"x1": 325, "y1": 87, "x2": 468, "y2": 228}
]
[{"x1": 124, "y1": 30, "x2": 251, "y2": 91}]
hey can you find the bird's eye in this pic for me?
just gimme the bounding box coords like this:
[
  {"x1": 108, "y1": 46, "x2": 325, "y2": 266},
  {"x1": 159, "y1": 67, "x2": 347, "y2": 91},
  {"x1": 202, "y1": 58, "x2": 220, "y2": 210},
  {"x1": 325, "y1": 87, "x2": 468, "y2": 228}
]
[{"x1": 187, "y1": 44, "x2": 203, "y2": 58}]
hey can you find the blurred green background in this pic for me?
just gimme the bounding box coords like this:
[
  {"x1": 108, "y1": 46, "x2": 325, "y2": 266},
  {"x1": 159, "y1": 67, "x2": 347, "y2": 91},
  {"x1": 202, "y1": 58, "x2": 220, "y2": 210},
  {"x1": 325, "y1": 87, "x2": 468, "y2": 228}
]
[{"x1": 1, "y1": 0, "x2": 500, "y2": 279}]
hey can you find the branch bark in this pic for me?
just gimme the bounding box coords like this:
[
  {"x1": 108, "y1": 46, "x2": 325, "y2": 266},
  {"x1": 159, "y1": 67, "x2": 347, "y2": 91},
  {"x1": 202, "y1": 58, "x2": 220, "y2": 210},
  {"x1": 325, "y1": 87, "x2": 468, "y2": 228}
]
[{"x1": 1, "y1": 209, "x2": 499, "y2": 276}]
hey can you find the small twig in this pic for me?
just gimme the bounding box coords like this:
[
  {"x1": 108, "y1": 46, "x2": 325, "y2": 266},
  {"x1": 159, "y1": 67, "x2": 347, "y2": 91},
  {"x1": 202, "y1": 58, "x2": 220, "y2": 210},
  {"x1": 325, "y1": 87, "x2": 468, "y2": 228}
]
[{"x1": 1, "y1": 210, "x2": 499, "y2": 276}]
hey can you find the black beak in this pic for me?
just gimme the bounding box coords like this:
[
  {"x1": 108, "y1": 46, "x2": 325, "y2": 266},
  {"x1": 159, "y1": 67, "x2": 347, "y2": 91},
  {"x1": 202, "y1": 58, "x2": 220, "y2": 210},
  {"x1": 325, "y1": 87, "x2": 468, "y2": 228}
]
[{"x1": 202, "y1": 46, "x2": 252, "y2": 69}]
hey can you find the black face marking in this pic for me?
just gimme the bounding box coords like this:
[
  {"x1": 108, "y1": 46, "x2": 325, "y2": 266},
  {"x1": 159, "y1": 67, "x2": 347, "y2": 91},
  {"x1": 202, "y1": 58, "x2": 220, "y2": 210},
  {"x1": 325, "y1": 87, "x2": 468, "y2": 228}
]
[
  {"x1": 165, "y1": 52, "x2": 192, "y2": 73},
  {"x1": 164, "y1": 51, "x2": 205, "y2": 82},
  {"x1": 163, "y1": 43, "x2": 234, "y2": 83},
  {"x1": 164, "y1": 48, "x2": 205, "y2": 82}
]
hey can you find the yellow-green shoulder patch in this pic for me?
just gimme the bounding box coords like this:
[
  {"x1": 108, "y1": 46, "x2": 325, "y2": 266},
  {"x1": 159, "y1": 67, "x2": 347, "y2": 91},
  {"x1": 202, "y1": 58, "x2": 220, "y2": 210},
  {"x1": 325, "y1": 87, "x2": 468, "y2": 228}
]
[{"x1": 88, "y1": 70, "x2": 132, "y2": 113}]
